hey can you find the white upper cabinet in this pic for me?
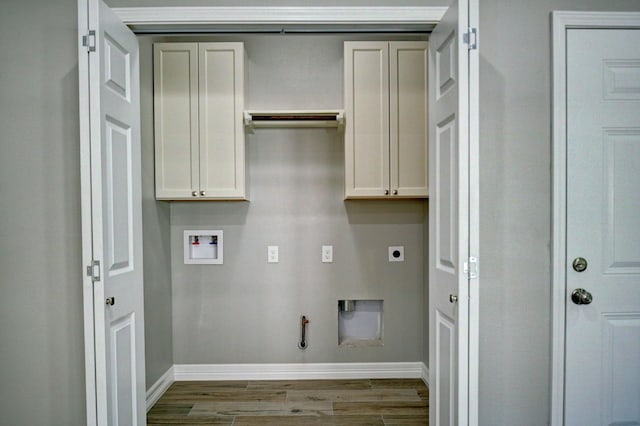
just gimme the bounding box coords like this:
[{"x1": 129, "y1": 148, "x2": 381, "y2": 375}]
[
  {"x1": 344, "y1": 41, "x2": 428, "y2": 199},
  {"x1": 154, "y1": 42, "x2": 246, "y2": 200}
]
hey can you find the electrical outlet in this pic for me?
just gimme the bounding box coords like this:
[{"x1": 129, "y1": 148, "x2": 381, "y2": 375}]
[
  {"x1": 322, "y1": 245, "x2": 333, "y2": 263},
  {"x1": 388, "y1": 246, "x2": 404, "y2": 262},
  {"x1": 267, "y1": 245, "x2": 279, "y2": 263}
]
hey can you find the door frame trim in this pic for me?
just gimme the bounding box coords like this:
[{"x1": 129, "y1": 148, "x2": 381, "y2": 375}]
[
  {"x1": 550, "y1": 11, "x2": 640, "y2": 425},
  {"x1": 80, "y1": 5, "x2": 477, "y2": 425},
  {"x1": 78, "y1": 0, "x2": 97, "y2": 424}
]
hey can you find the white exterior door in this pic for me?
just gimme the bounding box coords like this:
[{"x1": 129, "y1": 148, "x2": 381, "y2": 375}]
[
  {"x1": 79, "y1": 0, "x2": 146, "y2": 424},
  {"x1": 428, "y1": 0, "x2": 479, "y2": 425},
  {"x1": 565, "y1": 28, "x2": 640, "y2": 425}
]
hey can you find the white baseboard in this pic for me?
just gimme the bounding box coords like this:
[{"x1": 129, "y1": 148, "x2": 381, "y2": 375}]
[
  {"x1": 173, "y1": 362, "x2": 424, "y2": 381},
  {"x1": 146, "y1": 366, "x2": 175, "y2": 412},
  {"x1": 421, "y1": 362, "x2": 429, "y2": 386}
]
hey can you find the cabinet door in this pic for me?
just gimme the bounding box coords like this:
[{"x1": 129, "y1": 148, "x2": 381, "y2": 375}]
[
  {"x1": 154, "y1": 43, "x2": 199, "y2": 199},
  {"x1": 344, "y1": 42, "x2": 390, "y2": 198},
  {"x1": 198, "y1": 43, "x2": 246, "y2": 199},
  {"x1": 390, "y1": 42, "x2": 429, "y2": 197}
]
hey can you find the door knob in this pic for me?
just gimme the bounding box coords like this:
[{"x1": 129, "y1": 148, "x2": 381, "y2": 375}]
[
  {"x1": 192, "y1": 191, "x2": 198, "y2": 197},
  {"x1": 572, "y1": 257, "x2": 588, "y2": 272},
  {"x1": 106, "y1": 297, "x2": 115, "y2": 306},
  {"x1": 571, "y1": 288, "x2": 592, "y2": 305},
  {"x1": 449, "y1": 294, "x2": 458, "y2": 303}
]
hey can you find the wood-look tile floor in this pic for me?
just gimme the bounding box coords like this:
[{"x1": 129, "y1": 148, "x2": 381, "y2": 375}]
[{"x1": 148, "y1": 379, "x2": 429, "y2": 425}]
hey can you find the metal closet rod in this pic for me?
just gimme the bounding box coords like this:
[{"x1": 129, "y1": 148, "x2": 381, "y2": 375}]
[
  {"x1": 250, "y1": 114, "x2": 336, "y2": 121},
  {"x1": 243, "y1": 110, "x2": 345, "y2": 130}
]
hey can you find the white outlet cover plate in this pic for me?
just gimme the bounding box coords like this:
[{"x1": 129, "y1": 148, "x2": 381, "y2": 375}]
[
  {"x1": 388, "y1": 246, "x2": 404, "y2": 262},
  {"x1": 267, "y1": 245, "x2": 279, "y2": 263},
  {"x1": 322, "y1": 245, "x2": 333, "y2": 263}
]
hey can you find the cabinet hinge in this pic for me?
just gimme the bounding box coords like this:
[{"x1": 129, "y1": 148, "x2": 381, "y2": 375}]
[
  {"x1": 82, "y1": 30, "x2": 96, "y2": 52},
  {"x1": 463, "y1": 27, "x2": 478, "y2": 50},
  {"x1": 86, "y1": 260, "x2": 101, "y2": 282},
  {"x1": 463, "y1": 256, "x2": 478, "y2": 279}
]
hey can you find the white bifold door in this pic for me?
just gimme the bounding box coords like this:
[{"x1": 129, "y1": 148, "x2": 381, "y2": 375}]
[
  {"x1": 78, "y1": 0, "x2": 146, "y2": 424},
  {"x1": 565, "y1": 28, "x2": 640, "y2": 426},
  {"x1": 428, "y1": 0, "x2": 479, "y2": 425}
]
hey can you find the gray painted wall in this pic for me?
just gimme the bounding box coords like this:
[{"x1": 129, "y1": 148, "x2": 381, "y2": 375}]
[
  {"x1": 0, "y1": 0, "x2": 86, "y2": 424},
  {"x1": 143, "y1": 34, "x2": 427, "y2": 364},
  {"x1": 423, "y1": 202, "x2": 430, "y2": 367},
  {"x1": 478, "y1": 0, "x2": 640, "y2": 425},
  {"x1": 139, "y1": 36, "x2": 174, "y2": 389}
]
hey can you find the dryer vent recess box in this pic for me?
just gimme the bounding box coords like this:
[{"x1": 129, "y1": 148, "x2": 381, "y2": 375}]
[{"x1": 184, "y1": 230, "x2": 223, "y2": 264}]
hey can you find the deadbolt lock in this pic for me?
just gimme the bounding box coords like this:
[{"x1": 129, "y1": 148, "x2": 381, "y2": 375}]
[{"x1": 572, "y1": 257, "x2": 588, "y2": 272}]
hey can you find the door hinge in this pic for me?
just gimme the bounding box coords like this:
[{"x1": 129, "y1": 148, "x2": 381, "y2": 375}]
[
  {"x1": 464, "y1": 256, "x2": 479, "y2": 279},
  {"x1": 82, "y1": 30, "x2": 96, "y2": 52},
  {"x1": 463, "y1": 27, "x2": 478, "y2": 50},
  {"x1": 86, "y1": 260, "x2": 101, "y2": 282}
]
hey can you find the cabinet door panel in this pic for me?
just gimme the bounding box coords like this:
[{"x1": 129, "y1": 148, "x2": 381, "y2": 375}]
[
  {"x1": 198, "y1": 43, "x2": 246, "y2": 199},
  {"x1": 390, "y1": 42, "x2": 429, "y2": 197},
  {"x1": 344, "y1": 42, "x2": 390, "y2": 198},
  {"x1": 154, "y1": 43, "x2": 198, "y2": 199}
]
